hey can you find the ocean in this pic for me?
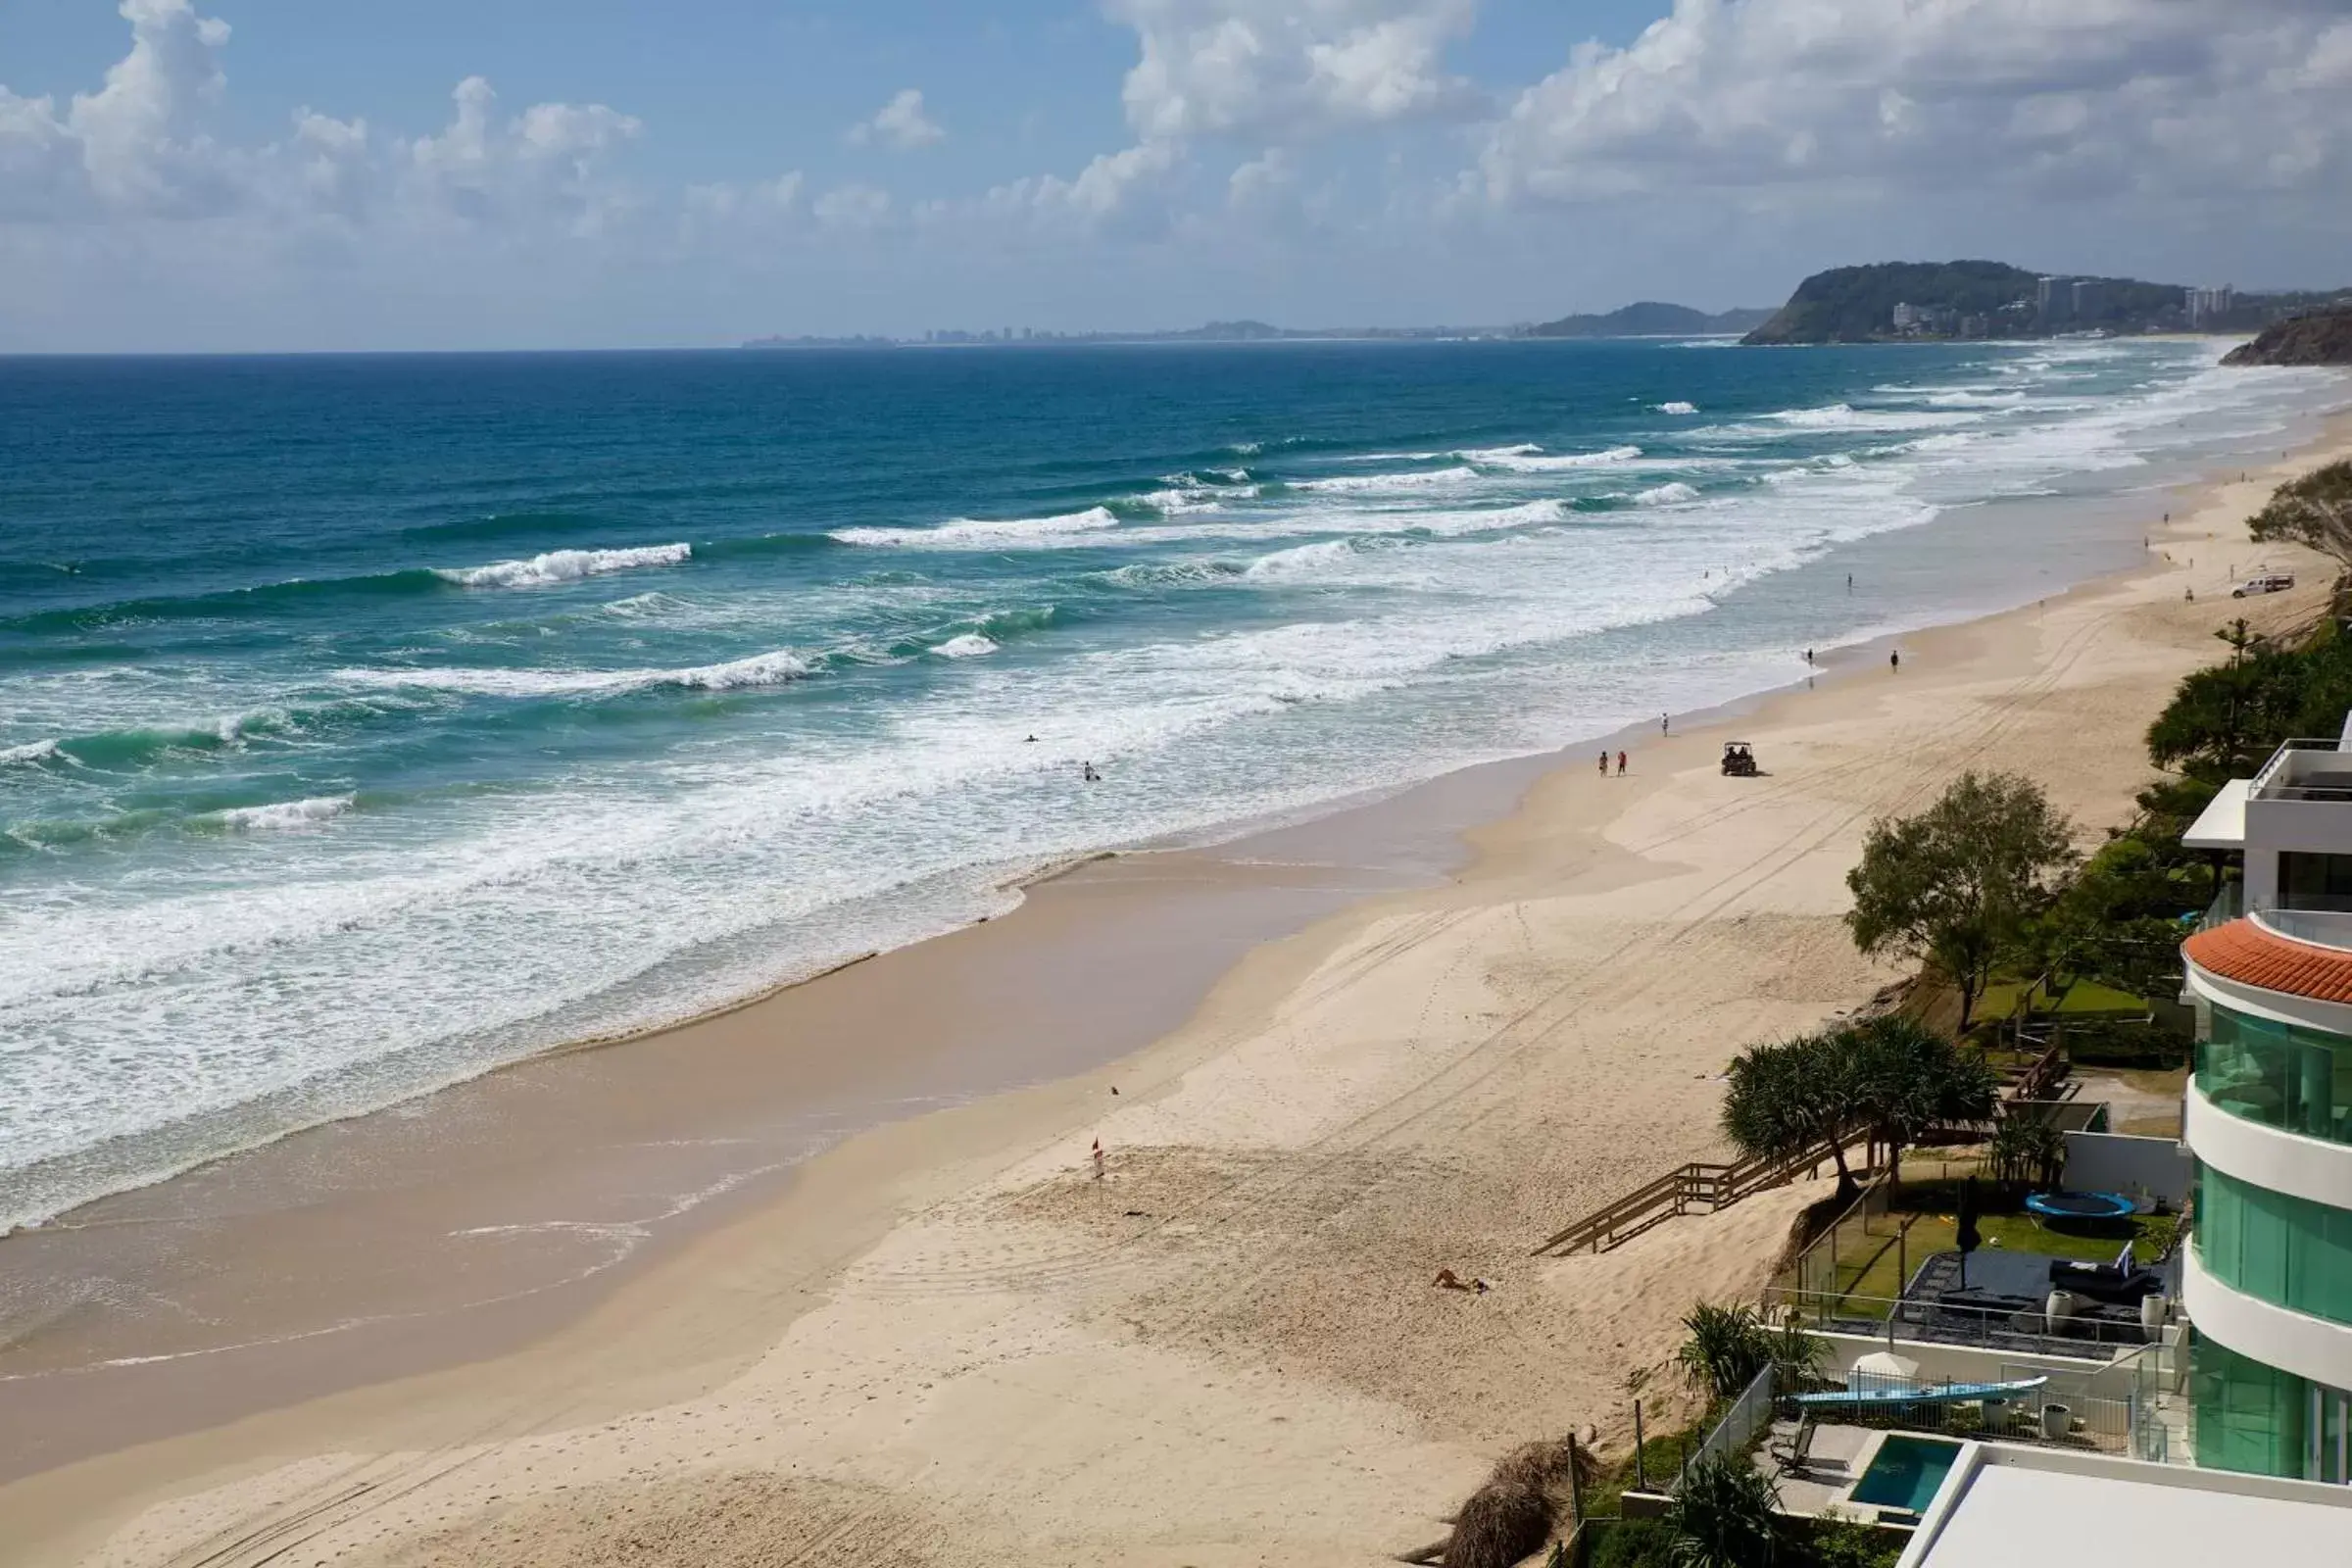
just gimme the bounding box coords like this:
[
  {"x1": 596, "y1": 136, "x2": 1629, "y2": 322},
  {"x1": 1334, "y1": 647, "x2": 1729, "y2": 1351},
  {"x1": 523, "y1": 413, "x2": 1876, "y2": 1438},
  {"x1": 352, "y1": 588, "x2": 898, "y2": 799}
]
[{"x1": 1, "y1": 337, "x2": 2342, "y2": 1229}]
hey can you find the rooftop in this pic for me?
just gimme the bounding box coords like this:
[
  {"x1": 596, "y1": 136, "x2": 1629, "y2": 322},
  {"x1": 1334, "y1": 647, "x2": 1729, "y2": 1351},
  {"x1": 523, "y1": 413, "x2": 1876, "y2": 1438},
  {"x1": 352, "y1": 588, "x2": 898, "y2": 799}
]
[
  {"x1": 2184, "y1": 914, "x2": 2352, "y2": 999},
  {"x1": 2247, "y1": 738, "x2": 2352, "y2": 803},
  {"x1": 1902, "y1": 1445, "x2": 2352, "y2": 1568}
]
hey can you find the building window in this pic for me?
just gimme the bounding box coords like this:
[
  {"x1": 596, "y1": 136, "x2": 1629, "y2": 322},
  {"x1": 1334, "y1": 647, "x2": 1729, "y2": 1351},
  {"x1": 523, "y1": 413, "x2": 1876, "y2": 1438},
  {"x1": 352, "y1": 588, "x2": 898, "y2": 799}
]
[
  {"x1": 2194, "y1": 1331, "x2": 2308, "y2": 1478},
  {"x1": 2196, "y1": 1165, "x2": 2352, "y2": 1325},
  {"x1": 2278, "y1": 852, "x2": 2352, "y2": 911},
  {"x1": 2199, "y1": 1002, "x2": 2352, "y2": 1145}
]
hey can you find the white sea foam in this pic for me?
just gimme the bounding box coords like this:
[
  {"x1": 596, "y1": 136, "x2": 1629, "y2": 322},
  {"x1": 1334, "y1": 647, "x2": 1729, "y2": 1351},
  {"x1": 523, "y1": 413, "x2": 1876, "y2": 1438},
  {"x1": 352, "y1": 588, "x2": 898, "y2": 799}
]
[
  {"x1": 1138, "y1": 487, "x2": 1230, "y2": 514},
  {"x1": 933, "y1": 634, "x2": 1000, "y2": 658},
  {"x1": 1478, "y1": 444, "x2": 1643, "y2": 473},
  {"x1": 1759, "y1": 404, "x2": 1975, "y2": 432},
  {"x1": 1294, "y1": 466, "x2": 1478, "y2": 494},
  {"x1": 336, "y1": 647, "x2": 812, "y2": 698},
  {"x1": 1453, "y1": 443, "x2": 1544, "y2": 461},
  {"x1": 1399, "y1": 498, "x2": 1573, "y2": 536},
  {"x1": 831, "y1": 507, "x2": 1120, "y2": 548},
  {"x1": 212, "y1": 794, "x2": 355, "y2": 831},
  {"x1": 1656, "y1": 401, "x2": 1698, "y2": 415},
  {"x1": 0, "y1": 738, "x2": 61, "y2": 765},
  {"x1": 1244, "y1": 540, "x2": 1357, "y2": 579},
  {"x1": 435, "y1": 544, "x2": 693, "y2": 589},
  {"x1": 1635, "y1": 482, "x2": 1702, "y2": 506}
]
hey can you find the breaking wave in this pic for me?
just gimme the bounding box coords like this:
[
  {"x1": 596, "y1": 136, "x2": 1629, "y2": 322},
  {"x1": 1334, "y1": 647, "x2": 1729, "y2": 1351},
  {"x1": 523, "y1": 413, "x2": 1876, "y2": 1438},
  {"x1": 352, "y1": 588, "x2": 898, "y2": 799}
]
[
  {"x1": 0, "y1": 738, "x2": 63, "y2": 766},
  {"x1": 210, "y1": 794, "x2": 355, "y2": 832},
  {"x1": 1294, "y1": 466, "x2": 1478, "y2": 494},
  {"x1": 1477, "y1": 444, "x2": 1643, "y2": 473},
  {"x1": 433, "y1": 544, "x2": 694, "y2": 589},
  {"x1": 832, "y1": 507, "x2": 1121, "y2": 549},
  {"x1": 336, "y1": 647, "x2": 814, "y2": 698}
]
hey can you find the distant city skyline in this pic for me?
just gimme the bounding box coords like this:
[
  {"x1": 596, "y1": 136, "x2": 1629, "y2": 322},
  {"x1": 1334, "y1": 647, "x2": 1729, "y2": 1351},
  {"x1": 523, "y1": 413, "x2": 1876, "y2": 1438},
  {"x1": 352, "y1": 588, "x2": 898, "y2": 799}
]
[{"x1": 2, "y1": 0, "x2": 2349, "y2": 352}]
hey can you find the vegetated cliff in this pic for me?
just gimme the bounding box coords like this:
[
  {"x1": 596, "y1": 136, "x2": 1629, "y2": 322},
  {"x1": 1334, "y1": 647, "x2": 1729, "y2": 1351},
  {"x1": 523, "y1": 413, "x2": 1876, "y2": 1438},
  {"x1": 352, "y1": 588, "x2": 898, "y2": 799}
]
[
  {"x1": 1527, "y1": 301, "x2": 1773, "y2": 338},
  {"x1": 2223, "y1": 307, "x2": 2352, "y2": 367},
  {"x1": 1742, "y1": 262, "x2": 2041, "y2": 344}
]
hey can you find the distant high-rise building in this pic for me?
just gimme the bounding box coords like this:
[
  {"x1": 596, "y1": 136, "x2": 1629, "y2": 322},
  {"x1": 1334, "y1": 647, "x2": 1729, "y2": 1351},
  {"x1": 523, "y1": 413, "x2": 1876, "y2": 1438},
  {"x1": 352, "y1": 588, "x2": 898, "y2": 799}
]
[
  {"x1": 2187, "y1": 285, "x2": 2237, "y2": 327},
  {"x1": 2036, "y1": 275, "x2": 2073, "y2": 323},
  {"x1": 2071, "y1": 278, "x2": 2108, "y2": 320}
]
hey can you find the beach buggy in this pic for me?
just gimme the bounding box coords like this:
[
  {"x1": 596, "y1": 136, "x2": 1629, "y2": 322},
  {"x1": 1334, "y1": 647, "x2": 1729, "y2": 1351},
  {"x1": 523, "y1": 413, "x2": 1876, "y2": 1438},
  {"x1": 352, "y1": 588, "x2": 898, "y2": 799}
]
[{"x1": 1721, "y1": 742, "x2": 1758, "y2": 777}]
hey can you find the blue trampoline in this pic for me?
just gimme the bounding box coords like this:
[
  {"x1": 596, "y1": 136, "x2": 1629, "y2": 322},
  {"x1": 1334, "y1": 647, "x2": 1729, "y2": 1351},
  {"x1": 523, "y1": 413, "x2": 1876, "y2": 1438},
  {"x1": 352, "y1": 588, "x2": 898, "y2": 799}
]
[{"x1": 2025, "y1": 1190, "x2": 2134, "y2": 1222}]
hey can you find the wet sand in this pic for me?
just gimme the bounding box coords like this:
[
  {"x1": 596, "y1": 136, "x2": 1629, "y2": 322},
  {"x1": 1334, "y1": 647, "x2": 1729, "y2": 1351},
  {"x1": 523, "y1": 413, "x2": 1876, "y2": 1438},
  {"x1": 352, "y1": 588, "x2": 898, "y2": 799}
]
[{"x1": 3, "y1": 412, "x2": 2349, "y2": 1566}]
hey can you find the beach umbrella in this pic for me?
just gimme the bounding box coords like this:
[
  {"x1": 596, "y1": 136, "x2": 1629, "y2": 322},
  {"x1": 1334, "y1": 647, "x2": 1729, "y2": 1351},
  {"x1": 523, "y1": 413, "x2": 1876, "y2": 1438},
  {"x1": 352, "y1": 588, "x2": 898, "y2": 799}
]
[
  {"x1": 1956, "y1": 1175, "x2": 1983, "y2": 1289},
  {"x1": 1853, "y1": 1349, "x2": 1921, "y2": 1381}
]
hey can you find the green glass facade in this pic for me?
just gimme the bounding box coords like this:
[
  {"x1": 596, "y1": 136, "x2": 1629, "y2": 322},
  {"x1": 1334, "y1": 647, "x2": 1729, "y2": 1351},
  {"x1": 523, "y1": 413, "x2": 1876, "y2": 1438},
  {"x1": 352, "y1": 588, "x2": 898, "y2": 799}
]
[
  {"x1": 2196, "y1": 1166, "x2": 2352, "y2": 1325},
  {"x1": 2191, "y1": 1001, "x2": 2352, "y2": 1480},
  {"x1": 2193, "y1": 1333, "x2": 2309, "y2": 1478},
  {"x1": 2198, "y1": 1001, "x2": 2352, "y2": 1146}
]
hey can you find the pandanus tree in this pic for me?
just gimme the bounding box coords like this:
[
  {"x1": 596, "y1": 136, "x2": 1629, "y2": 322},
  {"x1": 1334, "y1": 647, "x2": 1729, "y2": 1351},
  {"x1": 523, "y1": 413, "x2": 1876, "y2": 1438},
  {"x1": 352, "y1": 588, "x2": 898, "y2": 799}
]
[
  {"x1": 1721, "y1": 1018, "x2": 1994, "y2": 1196},
  {"x1": 1845, "y1": 1015, "x2": 1999, "y2": 1185},
  {"x1": 1720, "y1": 1031, "x2": 1862, "y2": 1202}
]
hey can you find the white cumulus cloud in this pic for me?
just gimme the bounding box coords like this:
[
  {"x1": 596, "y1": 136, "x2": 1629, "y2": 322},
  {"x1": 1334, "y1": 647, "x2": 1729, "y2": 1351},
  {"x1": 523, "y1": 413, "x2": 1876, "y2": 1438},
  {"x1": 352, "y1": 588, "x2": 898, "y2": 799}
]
[
  {"x1": 0, "y1": 0, "x2": 240, "y2": 220},
  {"x1": 849, "y1": 88, "x2": 945, "y2": 150},
  {"x1": 1111, "y1": 0, "x2": 1480, "y2": 141},
  {"x1": 1480, "y1": 0, "x2": 2352, "y2": 210}
]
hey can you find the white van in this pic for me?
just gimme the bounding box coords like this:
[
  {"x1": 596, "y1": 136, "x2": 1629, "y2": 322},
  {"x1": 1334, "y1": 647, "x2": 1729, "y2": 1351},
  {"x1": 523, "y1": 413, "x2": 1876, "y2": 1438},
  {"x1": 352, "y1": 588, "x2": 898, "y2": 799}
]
[{"x1": 2232, "y1": 573, "x2": 2296, "y2": 598}]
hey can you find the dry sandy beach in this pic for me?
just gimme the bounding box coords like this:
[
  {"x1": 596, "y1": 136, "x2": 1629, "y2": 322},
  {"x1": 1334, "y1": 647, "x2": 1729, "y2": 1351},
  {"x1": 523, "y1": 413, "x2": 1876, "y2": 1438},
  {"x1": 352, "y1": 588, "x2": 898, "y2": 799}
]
[{"x1": 4, "y1": 418, "x2": 2350, "y2": 1566}]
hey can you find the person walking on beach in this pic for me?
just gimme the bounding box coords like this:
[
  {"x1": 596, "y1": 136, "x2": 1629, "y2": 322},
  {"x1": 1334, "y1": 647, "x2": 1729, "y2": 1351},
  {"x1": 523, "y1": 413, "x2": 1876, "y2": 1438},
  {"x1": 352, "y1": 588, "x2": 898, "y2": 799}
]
[
  {"x1": 1597, "y1": 750, "x2": 1608, "y2": 776},
  {"x1": 1660, "y1": 712, "x2": 1670, "y2": 736},
  {"x1": 1889, "y1": 649, "x2": 1900, "y2": 673},
  {"x1": 1616, "y1": 750, "x2": 1628, "y2": 776}
]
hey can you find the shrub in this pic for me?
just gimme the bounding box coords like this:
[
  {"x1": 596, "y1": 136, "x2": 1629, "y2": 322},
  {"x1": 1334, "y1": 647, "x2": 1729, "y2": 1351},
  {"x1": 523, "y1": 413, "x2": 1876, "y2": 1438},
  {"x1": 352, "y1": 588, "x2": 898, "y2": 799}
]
[
  {"x1": 1666, "y1": 1451, "x2": 1780, "y2": 1568},
  {"x1": 1443, "y1": 1481, "x2": 1550, "y2": 1568},
  {"x1": 1588, "y1": 1517, "x2": 1678, "y2": 1568},
  {"x1": 1799, "y1": 1516, "x2": 1905, "y2": 1568}
]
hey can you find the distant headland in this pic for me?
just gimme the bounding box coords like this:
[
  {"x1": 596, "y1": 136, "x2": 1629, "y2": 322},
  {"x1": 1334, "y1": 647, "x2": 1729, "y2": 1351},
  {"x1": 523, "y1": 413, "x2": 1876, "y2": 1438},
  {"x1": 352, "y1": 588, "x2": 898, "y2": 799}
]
[
  {"x1": 740, "y1": 306, "x2": 1775, "y2": 351},
  {"x1": 742, "y1": 269, "x2": 2352, "y2": 352},
  {"x1": 1740, "y1": 260, "x2": 2351, "y2": 346},
  {"x1": 2223, "y1": 306, "x2": 2352, "y2": 367}
]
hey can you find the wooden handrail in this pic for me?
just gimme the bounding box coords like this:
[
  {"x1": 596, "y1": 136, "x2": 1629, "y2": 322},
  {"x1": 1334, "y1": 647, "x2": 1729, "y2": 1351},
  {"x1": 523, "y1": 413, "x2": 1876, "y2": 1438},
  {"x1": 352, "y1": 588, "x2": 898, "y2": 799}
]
[{"x1": 1532, "y1": 1139, "x2": 1851, "y2": 1256}]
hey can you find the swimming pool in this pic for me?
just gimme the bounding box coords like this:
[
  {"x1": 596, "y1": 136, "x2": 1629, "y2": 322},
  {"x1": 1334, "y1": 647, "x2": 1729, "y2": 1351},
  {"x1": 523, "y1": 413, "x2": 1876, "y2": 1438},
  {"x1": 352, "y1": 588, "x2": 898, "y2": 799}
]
[{"x1": 1849, "y1": 1435, "x2": 1964, "y2": 1514}]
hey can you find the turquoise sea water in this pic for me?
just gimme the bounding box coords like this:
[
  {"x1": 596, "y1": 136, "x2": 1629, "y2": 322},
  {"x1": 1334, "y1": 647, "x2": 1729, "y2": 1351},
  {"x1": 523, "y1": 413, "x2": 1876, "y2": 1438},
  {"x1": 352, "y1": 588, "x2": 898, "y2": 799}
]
[{"x1": 1, "y1": 338, "x2": 2343, "y2": 1227}]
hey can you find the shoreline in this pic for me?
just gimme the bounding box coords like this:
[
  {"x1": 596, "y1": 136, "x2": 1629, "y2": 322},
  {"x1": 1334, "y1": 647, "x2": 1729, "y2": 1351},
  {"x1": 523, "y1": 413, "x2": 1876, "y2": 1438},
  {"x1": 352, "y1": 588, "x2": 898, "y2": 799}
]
[
  {"x1": 4, "y1": 398, "x2": 2352, "y2": 1563},
  {"x1": 5, "y1": 343, "x2": 2328, "y2": 1241}
]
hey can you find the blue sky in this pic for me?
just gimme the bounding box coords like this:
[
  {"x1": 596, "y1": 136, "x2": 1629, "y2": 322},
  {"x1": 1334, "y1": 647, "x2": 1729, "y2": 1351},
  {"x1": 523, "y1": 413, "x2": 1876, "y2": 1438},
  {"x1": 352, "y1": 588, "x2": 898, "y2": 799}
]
[{"x1": 2, "y1": 0, "x2": 2348, "y2": 351}]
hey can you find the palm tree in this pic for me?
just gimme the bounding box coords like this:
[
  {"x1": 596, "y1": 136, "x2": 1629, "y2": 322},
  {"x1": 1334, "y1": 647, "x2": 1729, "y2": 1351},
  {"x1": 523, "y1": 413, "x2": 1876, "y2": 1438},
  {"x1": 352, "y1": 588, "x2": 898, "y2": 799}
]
[
  {"x1": 1845, "y1": 1015, "x2": 1999, "y2": 1185},
  {"x1": 1721, "y1": 1032, "x2": 1861, "y2": 1201},
  {"x1": 1668, "y1": 1450, "x2": 1780, "y2": 1568}
]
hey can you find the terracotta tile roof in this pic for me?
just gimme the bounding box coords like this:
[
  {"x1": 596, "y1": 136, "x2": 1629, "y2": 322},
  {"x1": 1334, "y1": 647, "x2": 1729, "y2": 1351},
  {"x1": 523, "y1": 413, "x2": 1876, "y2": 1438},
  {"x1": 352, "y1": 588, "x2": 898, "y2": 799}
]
[{"x1": 2184, "y1": 917, "x2": 2352, "y2": 1004}]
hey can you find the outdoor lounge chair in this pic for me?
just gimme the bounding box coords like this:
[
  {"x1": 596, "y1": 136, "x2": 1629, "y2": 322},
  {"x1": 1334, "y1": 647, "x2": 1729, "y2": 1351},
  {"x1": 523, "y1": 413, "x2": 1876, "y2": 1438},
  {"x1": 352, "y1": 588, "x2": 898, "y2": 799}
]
[{"x1": 1773, "y1": 1415, "x2": 1819, "y2": 1475}]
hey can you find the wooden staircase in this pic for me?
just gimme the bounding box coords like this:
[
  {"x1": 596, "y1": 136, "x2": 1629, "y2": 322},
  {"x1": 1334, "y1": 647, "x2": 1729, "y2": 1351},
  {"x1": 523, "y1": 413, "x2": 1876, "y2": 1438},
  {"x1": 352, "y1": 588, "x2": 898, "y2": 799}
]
[{"x1": 1531, "y1": 1142, "x2": 1850, "y2": 1257}]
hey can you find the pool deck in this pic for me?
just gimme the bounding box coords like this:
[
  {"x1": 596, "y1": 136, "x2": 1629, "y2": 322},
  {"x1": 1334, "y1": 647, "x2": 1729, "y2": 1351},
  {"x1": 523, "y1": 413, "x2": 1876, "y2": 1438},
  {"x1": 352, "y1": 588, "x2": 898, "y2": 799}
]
[{"x1": 1757, "y1": 1421, "x2": 1951, "y2": 1524}]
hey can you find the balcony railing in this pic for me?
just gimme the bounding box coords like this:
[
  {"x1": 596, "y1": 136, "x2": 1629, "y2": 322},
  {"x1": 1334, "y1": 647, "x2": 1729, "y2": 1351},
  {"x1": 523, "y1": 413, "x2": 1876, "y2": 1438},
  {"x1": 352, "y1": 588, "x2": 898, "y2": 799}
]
[
  {"x1": 2198, "y1": 882, "x2": 2245, "y2": 932},
  {"x1": 2257, "y1": 905, "x2": 2352, "y2": 951},
  {"x1": 2249, "y1": 739, "x2": 2352, "y2": 802}
]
